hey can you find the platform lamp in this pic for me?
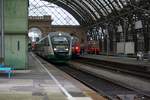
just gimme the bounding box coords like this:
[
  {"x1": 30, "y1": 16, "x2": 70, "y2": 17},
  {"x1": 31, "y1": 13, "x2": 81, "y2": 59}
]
[{"x1": 0, "y1": 0, "x2": 4, "y2": 64}]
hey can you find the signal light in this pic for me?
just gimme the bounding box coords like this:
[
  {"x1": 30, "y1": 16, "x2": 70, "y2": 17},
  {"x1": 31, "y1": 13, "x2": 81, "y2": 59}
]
[{"x1": 75, "y1": 46, "x2": 79, "y2": 50}]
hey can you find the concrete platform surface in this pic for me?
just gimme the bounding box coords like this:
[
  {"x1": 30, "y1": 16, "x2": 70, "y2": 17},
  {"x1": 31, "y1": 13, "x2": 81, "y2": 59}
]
[{"x1": 0, "y1": 53, "x2": 97, "y2": 100}]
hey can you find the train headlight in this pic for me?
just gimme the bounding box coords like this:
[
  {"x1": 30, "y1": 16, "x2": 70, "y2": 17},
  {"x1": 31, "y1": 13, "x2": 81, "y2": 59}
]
[
  {"x1": 58, "y1": 33, "x2": 62, "y2": 36},
  {"x1": 54, "y1": 48, "x2": 57, "y2": 51},
  {"x1": 65, "y1": 48, "x2": 69, "y2": 51}
]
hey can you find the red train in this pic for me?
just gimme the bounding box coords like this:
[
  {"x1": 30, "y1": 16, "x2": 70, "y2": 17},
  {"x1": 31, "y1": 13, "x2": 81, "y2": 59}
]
[
  {"x1": 87, "y1": 40, "x2": 100, "y2": 54},
  {"x1": 71, "y1": 36, "x2": 81, "y2": 57},
  {"x1": 71, "y1": 37, "x2": 100, "y2": 56}
]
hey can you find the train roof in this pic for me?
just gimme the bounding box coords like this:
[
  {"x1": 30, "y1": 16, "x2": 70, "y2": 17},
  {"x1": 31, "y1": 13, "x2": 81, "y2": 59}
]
[{"x1": 36, "y1": 32, "x2": 72, "y2": 44}]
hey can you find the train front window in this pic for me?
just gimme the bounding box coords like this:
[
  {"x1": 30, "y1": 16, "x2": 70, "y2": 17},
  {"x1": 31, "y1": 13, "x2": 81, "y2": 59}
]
[{"x1": 51, "y1": 36, "x2": 69, "y2": 45}]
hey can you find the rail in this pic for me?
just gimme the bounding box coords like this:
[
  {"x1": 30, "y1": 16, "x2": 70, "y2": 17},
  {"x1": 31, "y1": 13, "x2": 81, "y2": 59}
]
[{"x1": 55, "y1": 63, "x2": 149, "y2": 100}]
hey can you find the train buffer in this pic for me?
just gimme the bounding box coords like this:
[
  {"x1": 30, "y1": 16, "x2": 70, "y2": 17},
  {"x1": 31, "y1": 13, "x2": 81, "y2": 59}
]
[{"x1": 0, "y1": 64, "x2": 13, "y2": 78}]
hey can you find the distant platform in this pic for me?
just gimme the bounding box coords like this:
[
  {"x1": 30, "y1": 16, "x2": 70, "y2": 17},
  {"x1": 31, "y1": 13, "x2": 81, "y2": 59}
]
[{"x1": 80, "y1": 54, "x2": 150, "y2": 67}]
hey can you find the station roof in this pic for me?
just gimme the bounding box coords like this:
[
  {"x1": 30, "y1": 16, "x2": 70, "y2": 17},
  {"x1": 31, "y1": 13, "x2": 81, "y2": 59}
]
[{"x1": 45, "y1": 0, "x2": 134, "y2": 26}]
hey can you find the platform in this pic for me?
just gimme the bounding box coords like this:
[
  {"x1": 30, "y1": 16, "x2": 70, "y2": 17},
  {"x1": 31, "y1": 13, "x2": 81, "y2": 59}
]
[
  {"x1": 0, "y1": 53, "x2": 100, "y2": 100},
  {"x1": 80, "y1": 54, "x2": 150, "y2": 67}
]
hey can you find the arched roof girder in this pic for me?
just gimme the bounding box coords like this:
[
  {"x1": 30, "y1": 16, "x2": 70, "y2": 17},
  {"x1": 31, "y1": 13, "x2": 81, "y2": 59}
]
[
  {"x1": 88, "y1": 0, "x2": 104, "y2": 17},
  {"x1": 45, "y1": 0, "x2": 91, "y2": 25},
  {"x1": 107, "y1": 0, "x2": 119, "y2": 13},
  {"x1": 113, "y1": 0, "x2": 122, "y2": 9},
  {"x1": 95, "y1": 0, "x2": 110, "y2": 15},
  {"x1": 79, "y1": 0, "x2": 99, "y2": 20},
  {"x1": 53, "y1": 1, "x2": 87, "y2": 25},
  {"x1": 101, "y1": 0, "x2": 114, "y2": 13},
  {"x1": 48, "y1": 0, "x2": 98, "y2": 24},
  {"x1": 68, "y1": 0, "x2": 97, "y2": 22},
  {"x1": 65, "y1": 0, "x2": 94, "y2": 23},
  {"x1": 45, "y1": 0, "x2": 131, "y2": 26}
]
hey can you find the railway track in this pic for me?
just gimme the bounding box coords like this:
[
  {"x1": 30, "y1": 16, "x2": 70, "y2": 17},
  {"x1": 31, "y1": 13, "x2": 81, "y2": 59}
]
[
  {"x1": 53, "y1": 63, "x2": 148, "y2": 100},
  {"x1": 38, "y1": 54, "x2": 150, "y2": 99},
  {"x1": 74, "y1": 57, "x2": 150, "y2": 79}
]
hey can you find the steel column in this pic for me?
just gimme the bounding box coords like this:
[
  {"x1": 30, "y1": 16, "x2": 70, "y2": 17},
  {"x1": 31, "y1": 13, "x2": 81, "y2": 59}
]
[
  {"x1": 0, "y1": 0, "x2": 4, "y2": 64},
  {"x1": 0, "y1": 0, "x2": 1, "y2": 61}
]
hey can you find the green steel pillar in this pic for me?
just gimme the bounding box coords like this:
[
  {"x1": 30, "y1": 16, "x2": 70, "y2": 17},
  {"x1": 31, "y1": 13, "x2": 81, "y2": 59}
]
[
  {"x1": 0, "y1": 0, "x2": 4, "y2": 64},
  {"x1": 4, "y1": 0, "x2": 28, "y2": 69}
]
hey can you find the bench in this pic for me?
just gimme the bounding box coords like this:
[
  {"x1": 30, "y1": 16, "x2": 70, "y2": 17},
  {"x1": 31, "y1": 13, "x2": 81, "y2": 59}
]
[{"x1": 0, "y1": 64, "x2": 13, "y2": 78}]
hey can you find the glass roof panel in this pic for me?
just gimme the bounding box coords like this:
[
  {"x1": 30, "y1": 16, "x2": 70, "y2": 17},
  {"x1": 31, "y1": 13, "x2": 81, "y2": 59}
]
[{"x1": 29, "y1": 0, "x2": 80, "y2": 25}]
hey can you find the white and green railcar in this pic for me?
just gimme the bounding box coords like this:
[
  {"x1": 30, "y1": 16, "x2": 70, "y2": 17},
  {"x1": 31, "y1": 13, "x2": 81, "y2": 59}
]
[{"x1": 35, "y1": 32, "x2": 72, "y2": 63}]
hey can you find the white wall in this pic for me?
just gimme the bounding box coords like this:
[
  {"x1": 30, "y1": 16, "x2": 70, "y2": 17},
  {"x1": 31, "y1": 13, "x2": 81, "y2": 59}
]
[{"x1": 117, "y1": 42, "x2": 135, "y2": 54}]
